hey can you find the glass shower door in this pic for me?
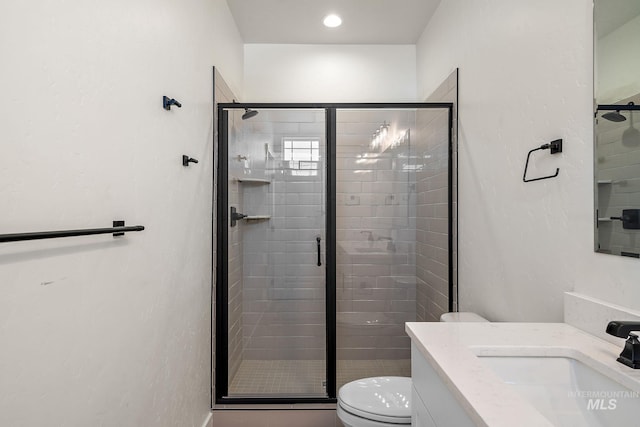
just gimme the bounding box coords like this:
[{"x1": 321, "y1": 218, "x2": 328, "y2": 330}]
[{"x1": 218, "y1": 107, "x2": 328, "y2": 400}]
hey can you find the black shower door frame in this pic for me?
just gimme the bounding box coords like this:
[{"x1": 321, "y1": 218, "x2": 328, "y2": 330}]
[{"x1": 215, "y1": 102, "x2": 454, "y2": 406}]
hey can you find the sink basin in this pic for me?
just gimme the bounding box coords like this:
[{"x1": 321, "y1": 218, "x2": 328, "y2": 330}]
[
  {"x1": 354, "y1": 247, "x2": 388, "y2": 253},
  {"x1": 337, "y1": 242, "x2": 397, "y2": 257},
  {"x1": 479, "y1": 356, "x2": 640, "y2": 426}
]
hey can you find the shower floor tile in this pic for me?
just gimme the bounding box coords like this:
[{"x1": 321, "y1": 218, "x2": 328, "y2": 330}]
[{"x1": 228, "y1": 359, "x2": 411, "y2": 396}]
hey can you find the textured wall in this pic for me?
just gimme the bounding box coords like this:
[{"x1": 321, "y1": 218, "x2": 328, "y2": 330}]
[
  {"x1": 416, "y1": 0, "x2": 640, "y2": 321},
  {"x1": 0, "y1": 1, "x2": 242, "y2": 425}
]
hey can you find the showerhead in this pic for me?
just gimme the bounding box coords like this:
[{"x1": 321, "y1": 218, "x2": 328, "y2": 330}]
[
  {"x1": 602, "y1": 111, "x2": 626, "y2": 122},
  {"x1": 242, "y1": 108, "x2": 259, "y2": 120}
]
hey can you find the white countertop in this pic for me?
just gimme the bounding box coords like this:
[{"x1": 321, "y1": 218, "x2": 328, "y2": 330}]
[{"x1": 405, "y1": 322, "x2": 640, "y2": 427}]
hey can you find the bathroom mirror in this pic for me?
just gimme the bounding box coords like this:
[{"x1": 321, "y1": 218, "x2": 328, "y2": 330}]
[{"x1": 594, "y1": 0, "x2": 640, "y2": 257}]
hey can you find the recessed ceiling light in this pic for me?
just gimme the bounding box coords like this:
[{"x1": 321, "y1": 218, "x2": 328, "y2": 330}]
[{"x1": 323, "y1": 14, "x2": 342, "y2": 28}]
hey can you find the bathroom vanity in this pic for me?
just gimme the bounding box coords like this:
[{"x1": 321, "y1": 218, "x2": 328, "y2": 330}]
[{"x1": 406, "y1": 322, "x2": 640, "y2": 426}]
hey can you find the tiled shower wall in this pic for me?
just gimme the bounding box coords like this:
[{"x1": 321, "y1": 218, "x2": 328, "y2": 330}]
[
  {"x1": 213, "y1": 69, "x2": 238, "y2": 396},
  {"x1": 414, "y1": 110, "x2": 450, "y2": 321},
  {"x1": 416, "y1": 71, "x2": 458, "y2": 322},
  {"x1": 226, "y1": 111, "x2": 245, "y2": 382},
  {"x1": 596, "y1": 93, "x2": 640, "y2": 256},
  {"x1": 336, "y1": 110, "x2": 418, "y2": 360},
  {"x1": 222, "y1": 107, "x2": 452, "y2": 375},
  {"x1": 238, "y1": 110, "x2": 327, "y2": 361}
]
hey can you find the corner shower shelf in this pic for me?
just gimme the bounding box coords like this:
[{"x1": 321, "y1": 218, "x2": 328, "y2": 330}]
[
  {"x1": 236, "y1": 177, "x2": 271, "y2": 184},
  {"x1": 244, "y1": 215, "x2": 271, "y2": 221},
  {"x1": 597, "y1": 180, "x2": 625, "y2": 185}
]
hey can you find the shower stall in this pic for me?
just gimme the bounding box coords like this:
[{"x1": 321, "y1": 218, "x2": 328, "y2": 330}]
[{"x1": 215, "y1": 103, "x2": 454, "y2": 405}]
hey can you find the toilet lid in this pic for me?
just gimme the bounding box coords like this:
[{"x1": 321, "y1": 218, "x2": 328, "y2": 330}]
[{"x1": 338, "y1": 377, "x2": 411, "y2": 423}]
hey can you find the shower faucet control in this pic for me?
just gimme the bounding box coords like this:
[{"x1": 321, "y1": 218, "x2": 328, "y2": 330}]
[
  {"x1": 230, "y1": 206, "x2": 247, "y2": 227},
  {"x1": 606, "y1": 321, "x2": 640, "y2": 369}
]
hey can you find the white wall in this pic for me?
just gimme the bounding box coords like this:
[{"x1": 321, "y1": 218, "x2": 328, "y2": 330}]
[
  {"x1": 417, "y1": 0, "x2": 640, "y2": 322},
  {"x1": 0, "y1": 0, "x2": 242, "y2": 425},
  {"x1": 244, "y1": 44, "x2": 417, "y2": 102}
]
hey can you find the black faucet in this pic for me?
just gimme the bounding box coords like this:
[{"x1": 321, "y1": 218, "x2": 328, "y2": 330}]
[
  {"x1": 606, "y1": 321, "x2": 640, "y2": 369},
  {"x1": 360, "y1": 230, "x2": 374, "y2": 242},
  {"x1": 377, "y1": 236, "x2": 396, "y2": 252}
]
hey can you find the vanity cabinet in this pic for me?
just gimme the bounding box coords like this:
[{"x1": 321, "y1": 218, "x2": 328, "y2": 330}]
[
  {"x1": 412, "y1": 387, "x2": 437, "y2": 427},
  {"x1": 411, "y1": 343, "x2": 475, "y2": 427}
]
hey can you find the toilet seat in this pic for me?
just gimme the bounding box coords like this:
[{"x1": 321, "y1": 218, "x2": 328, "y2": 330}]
[{"x1": 338, "y1": 377, "x2": 411, "y2": 425}]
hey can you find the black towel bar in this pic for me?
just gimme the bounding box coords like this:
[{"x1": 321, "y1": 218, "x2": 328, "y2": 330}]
[{"x1": 0, "y1": 221, "x2": 145, "y2": 243}]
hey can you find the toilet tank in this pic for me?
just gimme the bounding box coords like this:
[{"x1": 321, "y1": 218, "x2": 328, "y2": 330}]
[{"x1": 440, "y1": 312, "x2": 488, "y2": 322}]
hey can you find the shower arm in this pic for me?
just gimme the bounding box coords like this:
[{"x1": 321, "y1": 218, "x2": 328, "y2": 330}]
[
  {"x1": 597, "y1": 102, "x2": 640, "y2": 120},
  {"x1": 597, "y1": 102, "x2": 640, "y2": 111}
]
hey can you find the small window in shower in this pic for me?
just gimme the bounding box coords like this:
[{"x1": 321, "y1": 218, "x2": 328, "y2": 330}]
[{"x1": 283, "y1": 138, "x2": 320, "y2": 176}]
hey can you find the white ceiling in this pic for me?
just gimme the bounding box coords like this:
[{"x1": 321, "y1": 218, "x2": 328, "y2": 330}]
[
  {"x1": 595, "y1": 0, "x2": 640, "y2": 38},
  {"x1": 226, "y1": 0, "x2": 442, "y2": 44}
]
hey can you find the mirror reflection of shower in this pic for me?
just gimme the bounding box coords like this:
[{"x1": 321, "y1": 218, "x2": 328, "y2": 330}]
[
  {"x1": 601, "y1": 102, "x2": 640, "y2": 147},
  {"x1": 621, "y1": 103, "x2": 639, "y2": 147},
  {"x1": 595, "y1": 101, "x2": 640, "y2": 256}
]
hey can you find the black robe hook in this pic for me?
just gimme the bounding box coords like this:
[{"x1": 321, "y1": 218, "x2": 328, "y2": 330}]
[
  {"x1": 163, "y1": 96, "x2": 182, "y2": 110},
  {"x1": 182, "y1": 155, "x2": 198, "y2": 166}
]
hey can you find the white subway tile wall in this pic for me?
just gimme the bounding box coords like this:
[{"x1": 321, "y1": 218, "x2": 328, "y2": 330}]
[
  {"x1": 336, "y1": 109, "x2": 418, "y2": 369},
  {"x1": 235, "y1": 110, "x2": 328, "y2": 373},
  {"x1": 417, "y1": 70, "x2": 458, "y2": 322},
  {"x1": 213, "y1": 70, "x2": 237, "y2": 397},
  {"x1": 222, "y1": 105, "x2": 452, "y2": 395},
  {"x1": 227, "y1": 109, "x2": 245, "y2": 383}
]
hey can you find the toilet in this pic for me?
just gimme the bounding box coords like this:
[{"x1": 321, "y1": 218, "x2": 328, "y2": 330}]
[
  {"x1": 337, "y1": 376, "x2": 412, "y2": 427},
  {"x1": 337, "y1": 312, "x2": 488, "y2": 426}
]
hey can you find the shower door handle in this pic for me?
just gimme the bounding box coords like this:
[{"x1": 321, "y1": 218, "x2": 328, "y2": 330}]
[{"x1": 316, "y1": 236, "x2": 322, "y2": 267}]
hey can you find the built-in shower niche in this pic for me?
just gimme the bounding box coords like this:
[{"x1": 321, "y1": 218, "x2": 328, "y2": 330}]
[{"x1": 233, "y1": 178, "x2": 271, "y2": 224}]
